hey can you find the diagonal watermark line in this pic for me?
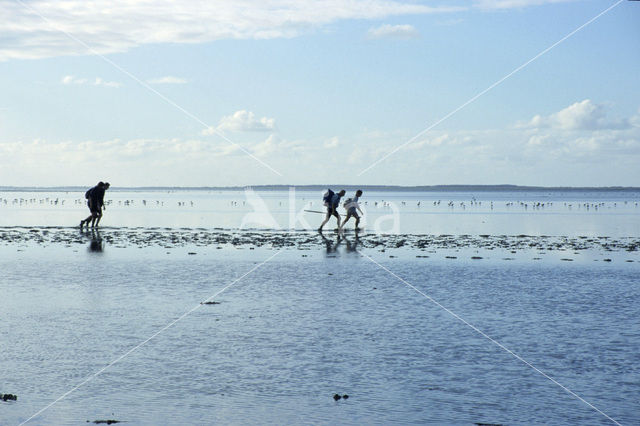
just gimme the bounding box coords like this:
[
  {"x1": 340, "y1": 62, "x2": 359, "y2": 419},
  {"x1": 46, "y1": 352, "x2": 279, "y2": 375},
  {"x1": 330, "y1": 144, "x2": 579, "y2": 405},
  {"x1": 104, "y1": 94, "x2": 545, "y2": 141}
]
[
  {"x1": 358, "y1": 0, "x2": 625, "y2": 176},
  {"x1": 359, "y1": 250, "x2": 621, "y2": 426},
  {"x1": 12, "y1": 0, "x2": 283, "y2": 177},
  {"x1": 20, "y1": 250, "x2": 281, "y2": 425}
]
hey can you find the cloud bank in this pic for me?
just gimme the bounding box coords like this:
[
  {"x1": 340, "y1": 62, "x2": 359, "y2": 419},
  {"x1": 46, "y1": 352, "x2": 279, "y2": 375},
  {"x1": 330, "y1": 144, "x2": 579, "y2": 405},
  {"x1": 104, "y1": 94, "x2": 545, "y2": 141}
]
[
  {"x1": 1, "y1": 0, "x2": 464, "y2": 61},
  {"x1": 1, "y1": 0, "x2": 577, "y2": 61},
  {"x1": 1, "y1": 100, "x2": 638, "y2": 186}
]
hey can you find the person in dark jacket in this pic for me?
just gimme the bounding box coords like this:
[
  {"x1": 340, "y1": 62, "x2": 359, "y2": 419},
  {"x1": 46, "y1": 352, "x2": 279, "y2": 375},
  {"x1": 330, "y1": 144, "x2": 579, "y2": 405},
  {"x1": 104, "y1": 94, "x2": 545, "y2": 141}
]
[
  {"x1": 80, "y1": 182, "x2": 110, "y2": 228},
  {"x1": 318, "y1": 189, "x2": 346, "y2": 232}
]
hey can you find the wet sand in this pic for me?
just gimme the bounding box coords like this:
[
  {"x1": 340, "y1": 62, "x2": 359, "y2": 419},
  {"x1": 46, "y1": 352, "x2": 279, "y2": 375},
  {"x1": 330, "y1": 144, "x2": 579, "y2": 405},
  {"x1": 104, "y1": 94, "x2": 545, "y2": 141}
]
[{"x1": 0, "y1": 226, "x2": 638, "y2": 254}]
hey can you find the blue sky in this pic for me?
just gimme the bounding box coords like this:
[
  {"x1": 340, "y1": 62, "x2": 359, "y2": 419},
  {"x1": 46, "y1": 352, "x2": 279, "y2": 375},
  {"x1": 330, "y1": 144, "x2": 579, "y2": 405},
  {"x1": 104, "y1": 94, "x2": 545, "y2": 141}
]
[{"x1": 0, "y1": 0, "x2": 638, "y2": 187}]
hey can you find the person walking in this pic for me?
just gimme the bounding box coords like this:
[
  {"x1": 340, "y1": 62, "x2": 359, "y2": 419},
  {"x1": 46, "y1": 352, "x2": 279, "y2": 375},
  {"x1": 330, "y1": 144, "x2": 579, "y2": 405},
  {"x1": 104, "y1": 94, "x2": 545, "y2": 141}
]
[
  {"x1": 318, "y1": 189, "x2": 345, "y2": 232},
  {"x1": 340, "y1": 189, "x2": 363, "y2": 231},
  {"x1": 80, "y1": 181, "x2": 110, "y2": 228}
]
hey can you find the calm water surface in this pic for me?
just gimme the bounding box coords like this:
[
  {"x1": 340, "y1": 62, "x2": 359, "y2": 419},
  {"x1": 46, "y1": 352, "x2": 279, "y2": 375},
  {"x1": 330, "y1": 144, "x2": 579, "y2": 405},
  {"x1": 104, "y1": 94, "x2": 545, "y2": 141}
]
[{"x1": 1, "y1": 243, "x2": 638, "y2": 425}]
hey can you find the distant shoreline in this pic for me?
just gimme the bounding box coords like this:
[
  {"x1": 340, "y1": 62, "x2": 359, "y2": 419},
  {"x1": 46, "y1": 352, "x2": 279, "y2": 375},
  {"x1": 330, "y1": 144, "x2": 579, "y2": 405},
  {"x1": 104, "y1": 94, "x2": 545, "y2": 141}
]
[{"x1": 1, "y1": 184, "x2": 640, "y2": 193}]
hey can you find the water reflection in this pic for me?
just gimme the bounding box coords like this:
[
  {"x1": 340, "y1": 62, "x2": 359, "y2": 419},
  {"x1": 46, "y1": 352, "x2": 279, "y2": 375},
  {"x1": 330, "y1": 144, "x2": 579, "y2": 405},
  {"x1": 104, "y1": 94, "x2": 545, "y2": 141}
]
[
  {"x1": 342, "y1": 231, "x2": 360, "y2": 253},
  {"x1": 319, "y1": 230, "x2": 360, "y2": 255},
  {"x1": 86, "y1": 229, "x2": 104, "y2": 253},
  {"x1": 319, "y1": 231, "x2": 340, "y2": 255}
]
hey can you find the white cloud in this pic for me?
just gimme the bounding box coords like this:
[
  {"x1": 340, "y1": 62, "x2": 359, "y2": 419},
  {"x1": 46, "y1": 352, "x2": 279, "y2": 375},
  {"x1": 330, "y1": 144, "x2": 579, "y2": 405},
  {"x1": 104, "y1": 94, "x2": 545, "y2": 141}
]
[
  {"x1": 0, "y1": 0, "x2": 464, "y2": 61},
  {"x1": 61, "y1": 75, "x2": 87, "y2": 85},
  {"x1": 94, "y1": 77, "x2": 122, "y2": 88},
  {"x1": 410, "y1": 133, "x2": 452, "y2": 149},
  {"x1": 251, "y1": 134, "x2": 279, "y2": 157},
  {"x1": 367, "y1": 24, "x2": 420, "y2": 40},
  {"x1": 147, "y1": 76, "x2": 187, "y2": 84},
  {"x1": 521, "y1": 99, "x2": 630, "y2": 131},
  {"x1": 473, "y1": 0, "x2": 577, "y2": 10},
  {"x1": 250, "y1": 134, "x2": 305, "y2": 157},
  {"x1": 61, "y1": 75, "x2": 121, "y2": 87},
  {"x1": 323, "y1": 136, "x2": 340, "y2": 148},
  {"x1": 203, "y1": 110, "x2": 276, "y2": 134}
]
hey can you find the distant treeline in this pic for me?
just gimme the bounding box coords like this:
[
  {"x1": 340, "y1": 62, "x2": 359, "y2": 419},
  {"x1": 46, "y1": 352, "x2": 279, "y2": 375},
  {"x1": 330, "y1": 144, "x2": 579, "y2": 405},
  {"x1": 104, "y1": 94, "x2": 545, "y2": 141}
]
[{"x1": 1, "y1": 184, "x2": 639, "y2": 192}]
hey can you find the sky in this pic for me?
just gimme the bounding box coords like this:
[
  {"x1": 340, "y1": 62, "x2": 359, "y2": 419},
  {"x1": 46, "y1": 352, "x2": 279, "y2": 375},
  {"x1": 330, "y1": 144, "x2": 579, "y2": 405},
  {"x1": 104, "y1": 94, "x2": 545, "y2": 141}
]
[{"x1": 0, "y1": 0, "x2": 639, "y2": 187}]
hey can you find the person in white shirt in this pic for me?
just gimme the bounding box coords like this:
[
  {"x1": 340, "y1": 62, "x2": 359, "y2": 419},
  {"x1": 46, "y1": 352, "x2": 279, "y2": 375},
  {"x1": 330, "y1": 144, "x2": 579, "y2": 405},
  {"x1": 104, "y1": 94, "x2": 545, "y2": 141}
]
[{"x1": 340, "y1": 190, "x2": 363, "y2": 231}]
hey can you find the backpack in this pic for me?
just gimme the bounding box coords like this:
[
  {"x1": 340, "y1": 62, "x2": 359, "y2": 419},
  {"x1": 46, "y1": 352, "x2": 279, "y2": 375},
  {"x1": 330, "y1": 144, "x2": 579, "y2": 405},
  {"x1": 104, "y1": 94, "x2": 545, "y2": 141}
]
[
  {"x1": 322, "y1": 189, "x2": 335, "y2": 206},
  {"x1": 343, "y1": 198, "x2": 352, "y2": 208},
  {"x1": 85, "y1": 188, "x2": 93, "y2": 199}
]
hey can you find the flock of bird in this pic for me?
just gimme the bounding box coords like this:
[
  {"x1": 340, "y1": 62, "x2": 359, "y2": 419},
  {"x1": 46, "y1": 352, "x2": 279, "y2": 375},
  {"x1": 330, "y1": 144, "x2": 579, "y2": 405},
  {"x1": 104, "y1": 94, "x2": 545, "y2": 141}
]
[
  {"x1": 0, "y1": 196, "x2": 638, "y2": 212},
  {"x1": 0, "y1": 197, "x2": 196, "y2": 207}
]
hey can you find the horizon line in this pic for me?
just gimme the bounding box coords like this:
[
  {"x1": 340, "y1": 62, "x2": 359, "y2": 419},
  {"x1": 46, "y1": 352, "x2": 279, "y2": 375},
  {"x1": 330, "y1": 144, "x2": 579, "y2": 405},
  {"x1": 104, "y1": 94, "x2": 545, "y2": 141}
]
[{"x1": 1, "y1": 184, "x2": 640, "y2": 192}]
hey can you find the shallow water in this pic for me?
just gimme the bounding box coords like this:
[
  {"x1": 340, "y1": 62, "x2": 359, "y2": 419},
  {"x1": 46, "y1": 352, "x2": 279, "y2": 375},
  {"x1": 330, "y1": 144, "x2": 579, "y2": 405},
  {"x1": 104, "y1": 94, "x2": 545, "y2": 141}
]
[
  {"x1": 1, "y1": 242, "x2": 639, "y2": 425},
  {"x1": 1, "y1": 188, "x2": 638, "y2": 424},
  {"x1": 1, "y1": 188, "x2": 639, "y2": 236}
]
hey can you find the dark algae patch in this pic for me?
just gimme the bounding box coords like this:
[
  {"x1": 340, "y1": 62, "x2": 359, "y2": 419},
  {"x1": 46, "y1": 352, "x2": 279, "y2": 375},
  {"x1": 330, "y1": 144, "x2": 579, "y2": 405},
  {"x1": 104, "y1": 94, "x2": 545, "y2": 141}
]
[{"x1": 0, "y1": 227, "x2": 639, "y2": 257}]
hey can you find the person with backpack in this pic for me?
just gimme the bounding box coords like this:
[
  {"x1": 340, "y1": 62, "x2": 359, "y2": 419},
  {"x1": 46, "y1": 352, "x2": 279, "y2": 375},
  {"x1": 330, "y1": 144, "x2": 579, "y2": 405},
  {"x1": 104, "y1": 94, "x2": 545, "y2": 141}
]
[
  {"x1": 318, "y1": 189, "x2": 346, "y2": 232},
  {"x1": 80, "y1": 181, "x2": 110, "y2": 228},
  {"x1": 340, "y1": 189, "x2": 364, "y2": 231}
]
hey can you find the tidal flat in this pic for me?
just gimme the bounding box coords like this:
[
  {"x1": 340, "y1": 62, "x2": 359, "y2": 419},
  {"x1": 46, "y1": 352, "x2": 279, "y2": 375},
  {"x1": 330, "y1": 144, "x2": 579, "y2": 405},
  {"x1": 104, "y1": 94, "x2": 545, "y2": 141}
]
[
  {"x1": 2, "y1": 188, "x2": 639, "y2": 424},
  {"x1": 1, "y1": 228, "x2": 639, "y2": 425},
  {"x1": 1, "y1": 226, "x2": 639, "y2": 257}
]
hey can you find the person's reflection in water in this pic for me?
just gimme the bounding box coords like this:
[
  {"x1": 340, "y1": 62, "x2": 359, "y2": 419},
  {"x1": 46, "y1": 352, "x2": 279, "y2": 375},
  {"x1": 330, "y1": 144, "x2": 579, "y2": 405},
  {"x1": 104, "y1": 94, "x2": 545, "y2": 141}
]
[
  {"x1": 88, "y1": 229, "x2": 104, "y2": 253},
  {"x1": 319, "y1": 231, "x2": 343, "y2": 255},
  {"x1": 342, "y1": 230, "x2": 360, "y2": 253}
]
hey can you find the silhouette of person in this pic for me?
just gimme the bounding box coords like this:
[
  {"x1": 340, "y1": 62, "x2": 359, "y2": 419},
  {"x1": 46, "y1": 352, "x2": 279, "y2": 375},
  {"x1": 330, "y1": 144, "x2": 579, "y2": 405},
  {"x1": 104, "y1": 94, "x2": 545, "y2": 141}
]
[
  {"x1": 318, "y1": 189, "x2": 346, "y2": 232},
  {"x1": 80, "y1": 182, "x2": 110, "y2": 228}
]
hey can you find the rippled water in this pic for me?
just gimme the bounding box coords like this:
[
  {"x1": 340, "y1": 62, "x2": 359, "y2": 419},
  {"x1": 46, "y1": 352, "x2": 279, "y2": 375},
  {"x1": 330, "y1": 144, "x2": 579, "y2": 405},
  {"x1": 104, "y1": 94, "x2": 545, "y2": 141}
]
[{"x1": 2, "y1": 243, "x2": 639, "y2": 425}]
